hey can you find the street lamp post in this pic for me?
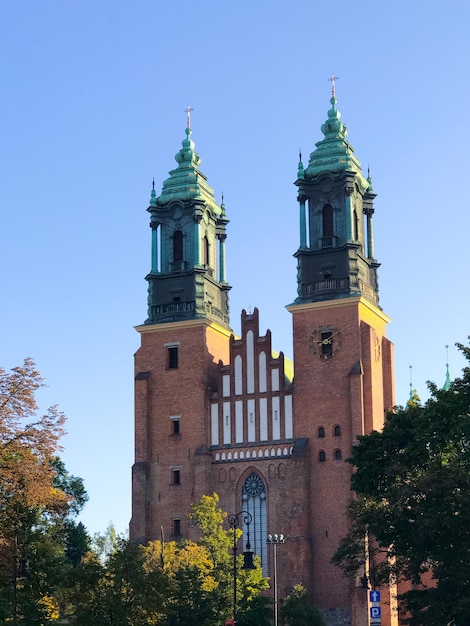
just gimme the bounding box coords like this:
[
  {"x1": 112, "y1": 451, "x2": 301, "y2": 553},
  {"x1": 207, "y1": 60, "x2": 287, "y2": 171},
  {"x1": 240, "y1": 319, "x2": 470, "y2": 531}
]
[
  {"x1": 228, "y1": 511, "x2": 256, "y2": 625},
  {"x1": 267, "y1": 533, "x2": 285, "y2": 626}
]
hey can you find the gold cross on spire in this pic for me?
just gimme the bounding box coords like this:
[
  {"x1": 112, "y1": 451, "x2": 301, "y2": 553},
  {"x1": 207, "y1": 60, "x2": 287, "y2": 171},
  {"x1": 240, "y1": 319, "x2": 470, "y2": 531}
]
[
  {"x1": 328, "y1": 74, "x2": 339, "y2": 98},
  {"x1": 184, "y1": 105, "x2": 194, "y2": 128}
]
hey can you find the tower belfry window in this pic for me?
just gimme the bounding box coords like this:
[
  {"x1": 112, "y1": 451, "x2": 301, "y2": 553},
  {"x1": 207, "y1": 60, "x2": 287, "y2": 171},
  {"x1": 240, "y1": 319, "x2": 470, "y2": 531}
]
[
  {"x1": 173, "y1": 230, "x2": 183, "y2": 262},
  {"x1": 322, "y1": 204, "x2": 334, "y2": 238},
  {"x1": 203, "y1": 235, "x2": 210, "y2": 266}
]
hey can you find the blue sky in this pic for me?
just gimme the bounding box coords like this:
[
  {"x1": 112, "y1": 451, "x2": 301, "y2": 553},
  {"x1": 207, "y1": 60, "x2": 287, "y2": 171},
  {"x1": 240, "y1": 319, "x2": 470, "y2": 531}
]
[{"x1": 2, "y1": 1, "x2": 469, "y2": 536}]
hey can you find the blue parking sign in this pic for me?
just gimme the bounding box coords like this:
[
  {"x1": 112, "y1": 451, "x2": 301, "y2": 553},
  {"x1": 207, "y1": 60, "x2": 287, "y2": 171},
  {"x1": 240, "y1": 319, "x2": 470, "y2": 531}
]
[
  {"x1": 370, "y1": 606, "x2": 381, "y2": 619},
  {"x1": 369, "y1": 590, "x2": 381, "y2": 603}
]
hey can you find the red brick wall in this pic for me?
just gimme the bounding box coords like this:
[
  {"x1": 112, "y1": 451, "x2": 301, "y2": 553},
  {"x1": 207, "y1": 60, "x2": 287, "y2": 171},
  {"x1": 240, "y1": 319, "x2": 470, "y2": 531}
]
[
  {"x1": 131, "y1": 298, "x2": 396, "y2": 625},
  {"x1": 288, "y1": 297, "x2": 395, "y2": 623},
  {"x1": 130, "y1": 319, "x2": 230, "y2": 542}
]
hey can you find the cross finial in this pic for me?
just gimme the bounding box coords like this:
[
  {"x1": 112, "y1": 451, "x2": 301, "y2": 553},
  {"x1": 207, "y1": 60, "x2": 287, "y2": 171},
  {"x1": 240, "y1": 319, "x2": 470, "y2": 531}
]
[
  {"x1": 184, "y1": 105, "x2": 194, "y2": 128},
  {"x1": 328, "y1": 74, "x2": 339, "y2": 98}
]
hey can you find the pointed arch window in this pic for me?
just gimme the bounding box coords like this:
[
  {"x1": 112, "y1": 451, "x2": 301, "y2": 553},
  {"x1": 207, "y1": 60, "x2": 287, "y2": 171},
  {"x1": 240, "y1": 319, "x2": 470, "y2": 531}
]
[
  {"x1": 242, "y1": 472, "x2": 267, "y2": 573},
  {"x1": 334, "y1": 425, "x2": 341, "y2": 437},
  {"x1": 173, "y1": 230, "x2": 183, "y2": 262},
  {"x1": 322, "y1": 204, "x2": 334, "y2": 238},
  {"x1": 318, "y1": 426, "x2": 325, "y2": 438},
  {"x1": 318, "y1": 450, "x2": 326, "y2": 462},
  {"x1": 334, "y1": 449, "x2": 342, "y2": 461}
]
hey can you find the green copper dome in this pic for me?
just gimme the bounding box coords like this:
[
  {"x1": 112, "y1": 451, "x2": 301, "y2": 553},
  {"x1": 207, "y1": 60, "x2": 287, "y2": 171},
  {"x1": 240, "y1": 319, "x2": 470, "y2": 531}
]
[
  {"x1": 304, "y1": 96, "x2": 368, "y2": 190},
  {"x1": 156, "y1": 126, "x2": 222, "y2": 216}
]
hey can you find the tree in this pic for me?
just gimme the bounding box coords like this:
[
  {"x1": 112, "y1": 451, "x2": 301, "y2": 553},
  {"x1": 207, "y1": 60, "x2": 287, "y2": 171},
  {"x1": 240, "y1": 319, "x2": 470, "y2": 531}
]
[
  {"x1": 0, "y1": 358, "x2": 89, "y2": 624},
  {"x1": 149, "y1": 540, "x2": 219, "y2": 626},
  {"x1": 189, "y1": 493, "x2": 270, "y2": 625},
  {"x1": 280, "y1": 584, "x2": 325, "y2": 626},
  {"x1": 0, "y1": 358, "x2": 68, "y2": 524},
  {"x1": 332, "y1": 341, "x2": 470, "y2": 625},
  {"x1": 70, "y1": 494, "x2": 270, "y2": 625},
  {"x1": 70, "y1": 537, "x2": 167, "y2": 626},
  {"x1": 92, "y1": 522, "x2": 120, "y2": 563}
]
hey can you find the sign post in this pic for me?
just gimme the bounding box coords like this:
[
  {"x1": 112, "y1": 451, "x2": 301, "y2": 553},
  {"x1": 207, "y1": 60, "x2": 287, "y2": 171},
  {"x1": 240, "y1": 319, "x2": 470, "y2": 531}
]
[{"x1": 369, "y1": 589, "x2": 381, "y2": 625}]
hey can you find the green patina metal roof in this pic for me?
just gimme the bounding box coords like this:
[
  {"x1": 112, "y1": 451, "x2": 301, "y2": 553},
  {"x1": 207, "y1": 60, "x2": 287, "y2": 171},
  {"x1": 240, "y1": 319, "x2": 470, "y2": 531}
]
[
  {"x1": 154, "y1": 126, "x2": 222, "y2": 215},
  {"x1": 443, "y1": 346, "x2": 452, "y2": 391},
  {"x1": 305, "y1": 96, "x2": 369, "y2": 190}
]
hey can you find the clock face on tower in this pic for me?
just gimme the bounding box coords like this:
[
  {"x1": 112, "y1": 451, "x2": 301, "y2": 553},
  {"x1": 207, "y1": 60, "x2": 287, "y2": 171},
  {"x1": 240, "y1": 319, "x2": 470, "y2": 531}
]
[{"x1": 310, "y1": 326, "x2": 341, "y2": 359}]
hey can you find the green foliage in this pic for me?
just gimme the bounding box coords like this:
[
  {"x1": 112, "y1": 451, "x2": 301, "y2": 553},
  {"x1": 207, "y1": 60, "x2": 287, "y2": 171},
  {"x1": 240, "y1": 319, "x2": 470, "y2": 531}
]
[
  {"x1": 51, "y1": 456, "x2": 88, "y2": 516},
  {"x1": 280, "y1": 584, "x2": 325, "y2": 626},
  {"x1": 69, "y1": 494, "x2": 270, "y2": 626},
  {"x1": 332, "y1": 340, "x2": 470, "y2": 625},
  {"x1": 189, "y1": 493, "x2": 269, "y2": 624},
  {"x1": 236, "y1": 594, "x2": 272, "y2": 626},
  {"x1": 0, "y1": 359, "x2": 91, "y2": 624},
  {"x1": 189, "y1": 493, "x2": 231, "y2": 566},
  {"x1": 92, "y1": 522, "x2": 120, "y2": 563}
]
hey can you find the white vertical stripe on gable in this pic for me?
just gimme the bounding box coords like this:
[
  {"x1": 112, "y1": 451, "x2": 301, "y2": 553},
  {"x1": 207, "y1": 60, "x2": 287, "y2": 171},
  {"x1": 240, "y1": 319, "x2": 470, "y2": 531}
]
[
  {"x1": 211, "y1": 404, "x2": 219, "y2": 446},
  {"x1": 285, "y1": 395, "x2": 293, "y2": 439},
  {"x1": 236, "y1": 400, "x2": 243, "y2": 443},
  {"x1": 272, "y1": 396, "x2": 280, "y2": 440},
  {"x1": 247, "y1": 330, "x2": 254, "y2": 394},
  {"x1": 222, "y1": 374, "x2": 230, "y2": 397},
  {"x1": 235, "y1": 355, "x2": 243, "y2": 395},
  {"x1": 247, "y1": 398, "x2": 256, "y2": 442},
  {"x1": 259, "y1": 397, "x2": 268, "y2": 441},
  {"x1": 223, "y1": 401, "x2": 231, "y2": 444},
  {"x1": 259, "y1": 351, "x2": 267, "y2": 393},
  {"x1": 271, "y1": 368, "x2": 279, "y2": 392}
]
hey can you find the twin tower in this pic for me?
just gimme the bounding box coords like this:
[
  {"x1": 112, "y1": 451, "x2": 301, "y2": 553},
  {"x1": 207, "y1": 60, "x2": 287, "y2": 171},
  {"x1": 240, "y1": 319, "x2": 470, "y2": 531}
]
[{"x1": 131, "y1": 93, "x2": 397, "y2": 626}]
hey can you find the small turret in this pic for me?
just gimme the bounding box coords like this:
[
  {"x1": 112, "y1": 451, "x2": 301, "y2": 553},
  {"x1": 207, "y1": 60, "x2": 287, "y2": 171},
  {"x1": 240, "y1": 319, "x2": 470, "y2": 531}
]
[{"x1": 443, "y1": 345, "x2": 451, "y2": 391}]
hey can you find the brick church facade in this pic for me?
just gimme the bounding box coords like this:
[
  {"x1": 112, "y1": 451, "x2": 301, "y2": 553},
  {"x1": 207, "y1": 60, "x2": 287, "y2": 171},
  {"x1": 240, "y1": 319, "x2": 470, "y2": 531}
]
[{"x1": 130, "y1": 90, "x2": 397, "y2": 626}]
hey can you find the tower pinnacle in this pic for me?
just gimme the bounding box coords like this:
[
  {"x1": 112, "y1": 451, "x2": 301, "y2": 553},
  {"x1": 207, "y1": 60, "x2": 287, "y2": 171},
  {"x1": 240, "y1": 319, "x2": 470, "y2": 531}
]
[{"x1": 443, "y1": 345, "x2": 451, "y2": 390}]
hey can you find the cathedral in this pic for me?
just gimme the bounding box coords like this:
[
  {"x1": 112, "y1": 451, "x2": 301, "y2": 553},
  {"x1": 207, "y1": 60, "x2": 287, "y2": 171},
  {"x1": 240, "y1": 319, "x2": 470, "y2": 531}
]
[{"x1": 130, "y1": 87, "x2": 397, "y2": 626}]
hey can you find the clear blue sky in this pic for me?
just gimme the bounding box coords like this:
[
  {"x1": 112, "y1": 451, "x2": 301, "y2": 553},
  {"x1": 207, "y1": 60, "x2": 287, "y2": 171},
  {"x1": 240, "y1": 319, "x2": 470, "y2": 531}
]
[{"x1": 1, "y1": 1, "x2": 469, "y2": 536}]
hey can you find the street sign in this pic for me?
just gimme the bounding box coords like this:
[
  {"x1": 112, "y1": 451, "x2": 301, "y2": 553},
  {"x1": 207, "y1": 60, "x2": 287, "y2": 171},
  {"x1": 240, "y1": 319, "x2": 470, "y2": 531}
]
[
  {"x1": 369, "y1": 590, "x2": 381, "y2": 603},
  {"x1": 370, "y1": 606, "x2": 382, "y2": 619}
]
